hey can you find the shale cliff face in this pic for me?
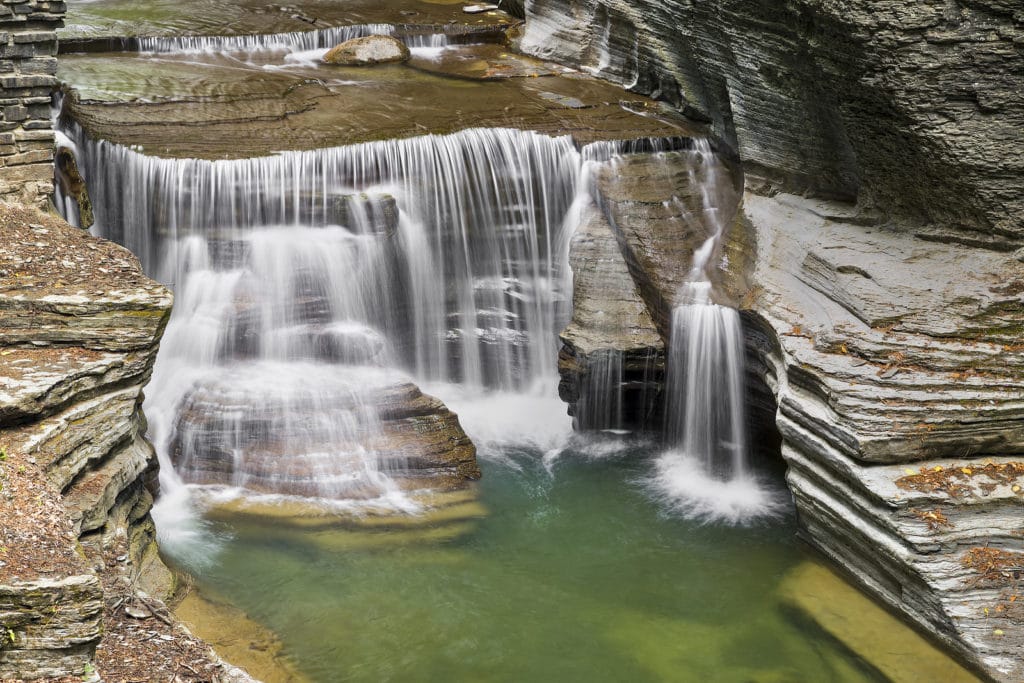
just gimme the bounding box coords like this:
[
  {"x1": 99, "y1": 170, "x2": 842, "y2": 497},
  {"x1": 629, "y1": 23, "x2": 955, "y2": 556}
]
[
  {"x1": 524, "y1": 2, "x2": 1023, "y2": 679},
  {"x1": 521, "y1": 0, "x2": 1024, "y2": 249},
  {"x1": 742, "y1": 193, "x2": 1023, "y2": 683},
  {"x1": 0, "y1": 205, "x2": 173, "y2": 678}
]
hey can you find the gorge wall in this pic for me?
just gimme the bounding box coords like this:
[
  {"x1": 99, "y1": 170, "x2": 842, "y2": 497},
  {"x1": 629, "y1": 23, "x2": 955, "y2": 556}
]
[
  {"x1": 521, "y1": 0, "x2": 1023, "y2": 250},
  {"x1": 524, "y1": 1, "x2": 1023, "y2": 681},
  {"x1": 0, "y1": 206, "x2": 173, "y2": 677}
]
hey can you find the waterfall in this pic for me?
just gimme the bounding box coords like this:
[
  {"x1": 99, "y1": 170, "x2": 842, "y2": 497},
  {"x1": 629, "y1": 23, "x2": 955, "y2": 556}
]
[
  {"x1": 64, "y1": 124, "x2": 583, "y2": 508},
  {"x1": 665, "y1": 288, "x2": 747, "y2": 478},
  {"x1": 134, "y1": 24, "x2": 397, "y2": 54},
  {"x1": 664, "y1": 139, "x2": 748, "y2": 479},
  {"x1": 129, "y1": 24, "x2": 462, "y2": 57},
  {"x1": 652, "y1": 140, "x2": 780, "y2": 524}
]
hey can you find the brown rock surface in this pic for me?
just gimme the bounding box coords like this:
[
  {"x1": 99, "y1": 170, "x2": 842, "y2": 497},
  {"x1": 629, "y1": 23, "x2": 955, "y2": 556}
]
[
  {"x1": 558, "y1": 205, "x2": 664, "y2": 431},
  {"x1": 172, "y1": 365, "x2": 480, "y2": 497},
  {"x1": 323, "y1": 35, "x2": 411, "y2": 65},
  {"x1": 0, "y1": 204, "x2": 247, "y2": 681}
]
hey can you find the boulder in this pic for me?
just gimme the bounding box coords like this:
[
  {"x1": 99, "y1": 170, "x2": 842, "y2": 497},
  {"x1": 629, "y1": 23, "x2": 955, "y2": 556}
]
[
  {"x1": 323, "y1": 35, "x2": 411, "y2": 66},
  {"x1": 171, "y1": 363, "x2": 480, "y2": 497}
]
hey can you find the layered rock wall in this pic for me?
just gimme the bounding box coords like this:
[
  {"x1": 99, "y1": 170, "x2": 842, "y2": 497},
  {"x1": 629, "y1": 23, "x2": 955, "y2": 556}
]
[
  {"x1": 526, "y1": 2, "x2": 1023, "y2": 677},
  {"x1": 521, "y1": 0, "x2": 1024, "y2": 248},
  {"x1": 579, "y1": 144, "x2": 1023, "y2": 680},
  {"x1": 0, "y1": 0, "x2": 62, "y2": 209},
  {"x1": 742, "y1": 192, "x2": 1024, "y2": 682},
  {"x1": 0, "y1": 205, "x2": 172, "y2": 679}
]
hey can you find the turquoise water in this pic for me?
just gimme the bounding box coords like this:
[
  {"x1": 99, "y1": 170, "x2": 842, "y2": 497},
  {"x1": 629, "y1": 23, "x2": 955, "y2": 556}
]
[{"x1": 170, "y1": 435, "x2": 888, "y2": 683}]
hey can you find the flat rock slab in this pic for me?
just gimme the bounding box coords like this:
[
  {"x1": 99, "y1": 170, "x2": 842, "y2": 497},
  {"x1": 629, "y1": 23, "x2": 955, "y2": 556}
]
[
  {"x1": 778, "y1": 561, "x2": 980, "y2": 683},
  {"x1": 0, "y1": 205, "x2": 172, "y2": 351},
  {"x1": 59, "y1": 49, "x2": 695, "y2": 159},
  {"x1": 200, "y1": 487, "x2": 485, "y2": 551}
]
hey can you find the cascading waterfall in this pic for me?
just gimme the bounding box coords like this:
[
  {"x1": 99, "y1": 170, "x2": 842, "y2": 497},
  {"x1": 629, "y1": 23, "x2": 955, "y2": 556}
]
[
  {"x1": 135, "y1": 24, "x2": 395, "y2": 53},
  {"x1": 664, "y1": 139, "x2": 747, "y2": 479},
  {"x1": 654, "y1": 140, "x2": 779, "y2": 523},
  {"x1": 130, "y1": 24, "x2": 458, "y2": 55},
  {"x1": 61, "y1": 104, "x2": 775, "y2": 525},
  {"x1": 64, "y1": 122, "x2": 582, "y2": 512}
]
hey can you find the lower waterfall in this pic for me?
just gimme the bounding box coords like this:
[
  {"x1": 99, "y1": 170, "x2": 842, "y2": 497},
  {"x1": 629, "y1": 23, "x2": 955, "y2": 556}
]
[
  {"x1": 654, "y1": 140, "x2": 781, "y2": 524},
  {"x1": 66, "y1": 125, "x2": 583, "y2": 525}
]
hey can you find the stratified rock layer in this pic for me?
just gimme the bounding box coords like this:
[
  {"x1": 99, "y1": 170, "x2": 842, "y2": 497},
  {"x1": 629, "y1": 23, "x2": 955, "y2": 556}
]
[
  {"x1": 171, "y1": 366, "x2": 480, "y2": 496},
  {"x1": 521, "y1": 0, "x2": 1024, "y2": 248},
  {"x1": 558, "y1": 204, "x2": 664, "y2": 431},
  {"x1": 743, "y1": 192, "x2": 1023, "y2": 682},
  {"x1": 0, "y1": 205, "x2": 172, "y2": 679}
]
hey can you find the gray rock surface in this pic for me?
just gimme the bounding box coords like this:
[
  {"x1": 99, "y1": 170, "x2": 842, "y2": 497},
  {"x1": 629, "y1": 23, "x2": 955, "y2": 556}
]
[
  {"x1": 0, "y1": 206, "x2": 174, "y2": 679},
  {"x1": 745, "y1": 192, "x2": 1023, "y2": 682},
  {"x1": 520, "y1": 0, "x2": 1024, "y2": 248},
  {"x1": 570, "y1": 140, "x2": 1021, "y2": 680},
  {"x1": 558, "y1": 203, "x2": 664, "y2": 430},
  {"x1": 0, "y1": 575, "x2": 103, "y2": 680}
]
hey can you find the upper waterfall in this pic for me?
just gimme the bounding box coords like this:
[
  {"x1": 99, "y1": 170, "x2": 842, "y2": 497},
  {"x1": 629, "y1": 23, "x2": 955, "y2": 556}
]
[{"x1": 71, "y1": 126, "x2": 582, "y2": 390}]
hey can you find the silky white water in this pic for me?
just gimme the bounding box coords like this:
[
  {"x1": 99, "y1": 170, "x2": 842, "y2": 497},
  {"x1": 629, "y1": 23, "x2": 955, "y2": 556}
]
[
  {"x1": 133, "y1": 24, "x2": 451, "y2": 55},
  {"x1": 66, "y1": 125, "x2": 586, "y2": 525},
  {"x1": 656, "y1": 139, "x2": 782, "y2": 523},
  {"x1": 63, "y1": 120, "x2": 778, "y2": 528}
]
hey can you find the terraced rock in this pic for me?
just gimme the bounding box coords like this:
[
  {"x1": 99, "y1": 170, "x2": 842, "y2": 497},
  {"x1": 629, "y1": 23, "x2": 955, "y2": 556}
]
[
  {"x1": 0, "y1": 205, "x2": 173, "y2": 678},
  {"x1": 743, "y1": 192, "x2": 1024, "y2": 682}
]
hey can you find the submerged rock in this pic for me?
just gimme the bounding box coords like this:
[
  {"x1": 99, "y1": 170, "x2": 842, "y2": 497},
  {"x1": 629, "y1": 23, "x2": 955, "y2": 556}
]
[
  {"x1": 778, "y1": 561, "x2": 980, "y2": 683},
  {"x1": 171, "y1": 363, "x2": 480, "y2": 498},
  {"x1": 323, "y1": 35, "x2": 411, "y2": 66}
]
